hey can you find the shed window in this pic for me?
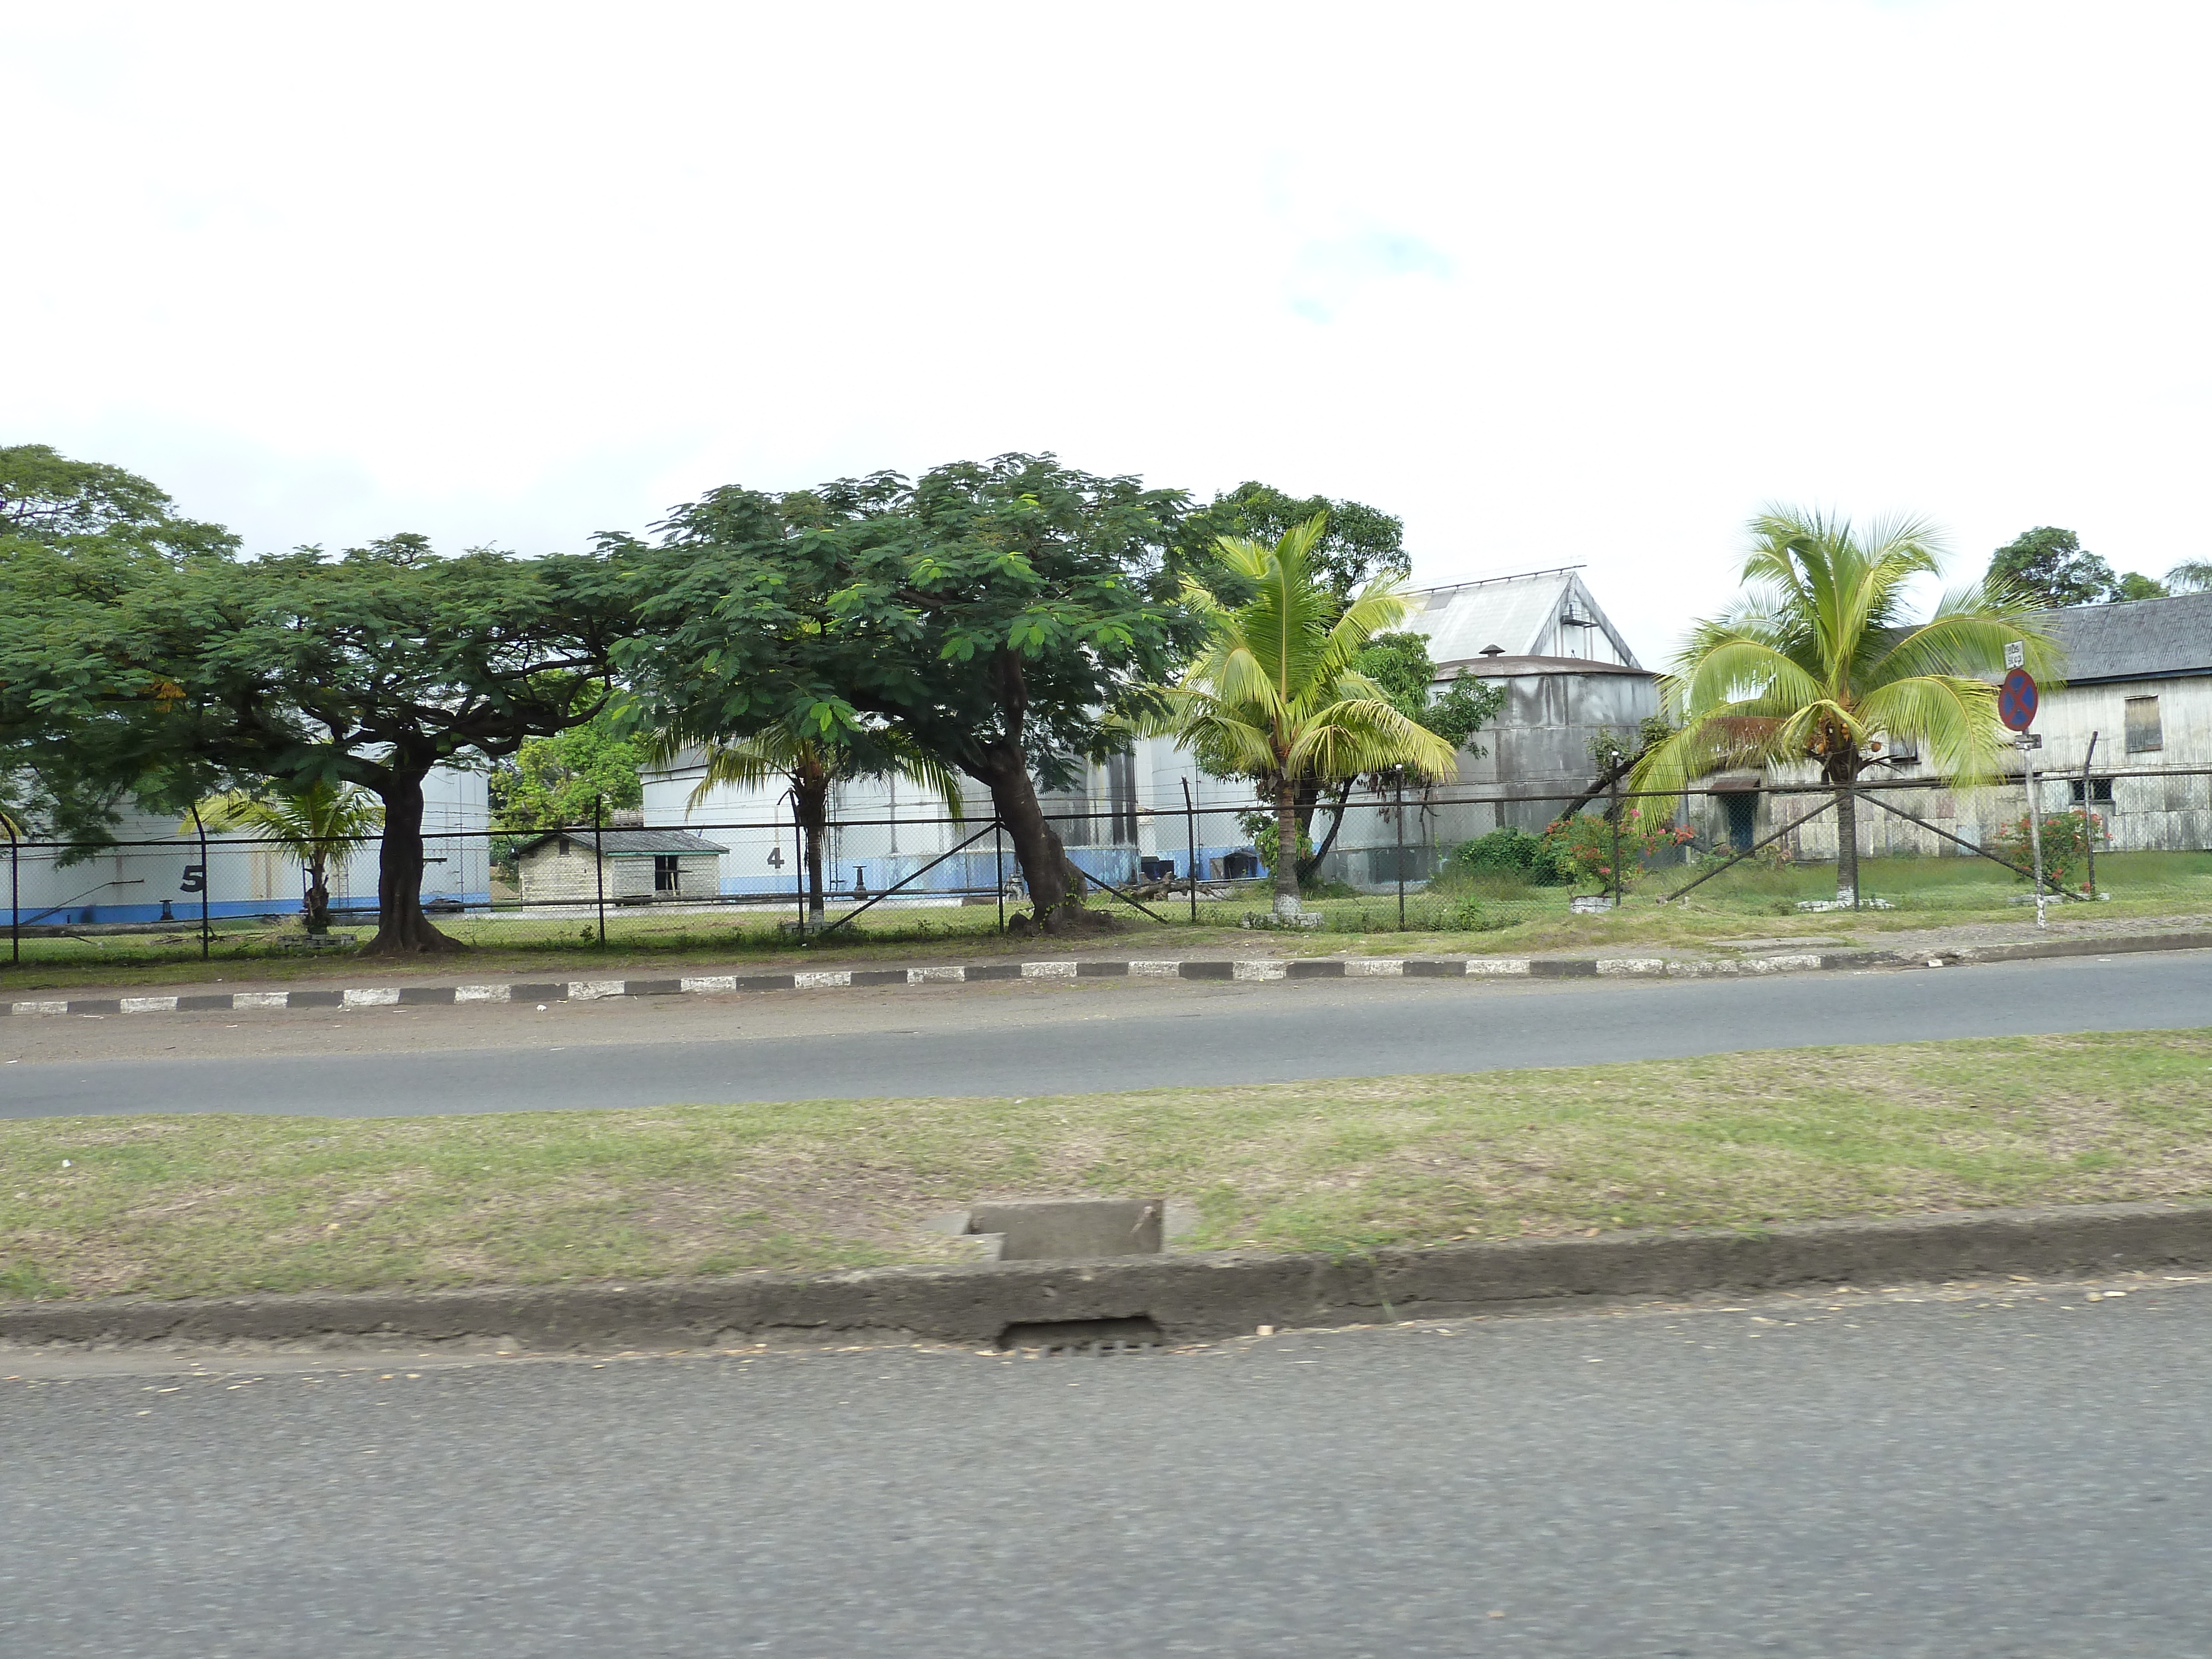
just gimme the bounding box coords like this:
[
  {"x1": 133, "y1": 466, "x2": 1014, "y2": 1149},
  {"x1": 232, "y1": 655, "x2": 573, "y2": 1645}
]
[
  {"x1": 2124, "y1": 696, "x2": 2162, "y2": 753},
  {"x1": 2069, "y1": 778, "x2": 2115, "y2": 805},
  {"x1": 654, "y1": 855, "x2": 681, "y2": 893}
]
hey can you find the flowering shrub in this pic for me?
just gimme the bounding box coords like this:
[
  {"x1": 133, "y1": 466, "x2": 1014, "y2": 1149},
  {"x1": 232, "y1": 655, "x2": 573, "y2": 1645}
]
[
  {"x1": 1542, "y1": 806, "x2": 1694, "y2": 893},
  {"x1": 1991, "y1": 810, "x2": 2108, "y2": 893}
]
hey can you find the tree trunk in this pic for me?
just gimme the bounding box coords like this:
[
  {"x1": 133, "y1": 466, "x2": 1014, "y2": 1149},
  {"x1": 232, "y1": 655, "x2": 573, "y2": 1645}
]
[
  {"x1": 1833, "y1": 779, "x2": 1860, "y2": 907},
  {"x1": 303, "y1": 852, "x2": 331, "y2": 936},
  {"x1": 796, "y1": 780, "x2": 829, "y2": 920},
  {"x1": 363, "y1": 766, "x2": 460, "y2": 955},
  {"x1": 972, "y1": 742, "x2": 1084, "y2": 930},
  {"x1": 1298, "y1": 782, "x2": 1352, "y2": 885},
  {"x1": 1273, "y1": 773, "x2": 1302, "y2": 918}
]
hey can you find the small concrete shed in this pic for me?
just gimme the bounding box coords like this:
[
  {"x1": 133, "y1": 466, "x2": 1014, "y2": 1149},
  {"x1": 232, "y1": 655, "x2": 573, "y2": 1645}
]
[{"x1": 513, "y1": 826, "x2": 728, "y2": 905}]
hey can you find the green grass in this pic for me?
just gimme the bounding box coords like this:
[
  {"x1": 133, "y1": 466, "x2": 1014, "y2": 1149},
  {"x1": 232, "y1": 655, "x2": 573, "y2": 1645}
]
[
  {"x1": 5, "y1": 1028, "x2": 2210, "y2": 1303},
  {"x1": 4, "y1": 848, "x2": 2208, "y2": 990}
]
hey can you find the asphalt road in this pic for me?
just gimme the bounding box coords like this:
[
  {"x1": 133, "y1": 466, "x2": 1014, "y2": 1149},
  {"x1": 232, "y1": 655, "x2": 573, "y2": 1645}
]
[
  {"x1": 3, "y1": 950, "x2": 2208, "y2": 1119},
  {"x1": 7, "y1": 1277, "x2": 2210, "y2": 1657}
]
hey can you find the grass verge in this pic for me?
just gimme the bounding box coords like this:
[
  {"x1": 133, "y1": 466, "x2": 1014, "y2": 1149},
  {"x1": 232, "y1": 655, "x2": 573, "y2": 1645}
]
[
  {"x1": 4, "y1": 1028, "x2": 2211, "y2": 1303},
  {"x1": 8, "y1": 858, "x2": 2203, "y2": 987}
]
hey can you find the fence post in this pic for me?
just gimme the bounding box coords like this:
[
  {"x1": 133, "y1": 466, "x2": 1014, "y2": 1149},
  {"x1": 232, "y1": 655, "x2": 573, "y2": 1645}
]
[
  {"x1": 1395, "y1": 771, "x2": 1407, "y2": 929},
  {"x1": 1180, "y1": 777, "x2": 1198, "y2": 925},
  {"x1": 791, "y1": 789, "x2": 805, "y2": 938},
  {"x1": 1608, "y1": 774, "x2": 1623, "y2": 909},
  {"x1": 994, "y1": 818, "x2": 1005, "y2": 933},
  {"x1": 189, "y1": 802, "x2": 211, "y2": 961},
  {"x1": 6, "y1": 816, "x2": 17, "y2": 966},
  {"x1": 2021, "y1": 742, "x2": 2046, "y2": 930},
  {"x1": 593, "y1": 794, "x2": 607, "y2": 948},
  {"x1": 2081, "y1": 732, "x2": 2100, "y2": 899}
]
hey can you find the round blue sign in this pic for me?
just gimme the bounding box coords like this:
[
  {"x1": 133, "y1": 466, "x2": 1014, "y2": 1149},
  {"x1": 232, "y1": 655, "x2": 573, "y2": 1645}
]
[{"x1": 1999, "y1": 667, "x2": 2038, "y2": 732}]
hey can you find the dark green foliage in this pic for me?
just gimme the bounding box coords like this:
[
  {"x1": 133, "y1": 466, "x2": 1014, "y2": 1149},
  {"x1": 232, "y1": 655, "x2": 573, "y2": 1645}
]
[
  {"x1": 1177, "y1": 481, "x2": 1407, "y2": 604},
  {"x1": 1989, "y1": 527, "x2": 2111, "y2": 608},
  {"x1": 0, "y1": 444, "x2": 238, "y2": 560},
  {"x1": 1448, "y1": 826, "x2": 1559, "y2": 883},
  {"x1": 2111, "y1": 571, "x2": 2168, "y2": 602},
  {"x1": 489, "y1": 716, "x2": 646, "y2": 868},
  {"x1": 1353, "y1": 632, "x2": 1505, "y2": 756},
  {"x1": 0, "y1": 477, "x2": 631, "y2": 948},
  {"x1": 0, "y1": 447, "x2": 243, "y2": 843},
  {"x1": 619, "y1": 455, "x2": 1197, "y2": 928},
  {"x1": 1985, "y1": 526, "x2": 2163, "y2": 608}
]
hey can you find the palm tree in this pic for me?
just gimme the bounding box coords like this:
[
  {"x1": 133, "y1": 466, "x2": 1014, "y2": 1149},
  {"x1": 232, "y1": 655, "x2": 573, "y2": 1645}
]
[
  {"x1": 1634, "y1": 505, "x2": 2059, "y2": 906},
  {"x1": 1157, "y1": 515, "x2": 1459, "y2": 919},
  {"x1": 186, "y1": 781, "x2": 384, "y2": 933},
  {"x1": 2167, "y1": 560, "x2": 2212, "y2": 594},
  {"x1": 653, "y1": 719, "x2": 964, "y2": 925}
]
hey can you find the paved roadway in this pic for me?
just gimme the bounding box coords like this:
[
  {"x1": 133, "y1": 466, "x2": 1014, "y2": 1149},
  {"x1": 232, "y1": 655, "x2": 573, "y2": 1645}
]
[
  {"x1": 7, "y1": 1277, "x2": 2210, "y2": 1657},
  {"x1": 2, "y1": 950, "x2": 2208, "y2": 1119}
]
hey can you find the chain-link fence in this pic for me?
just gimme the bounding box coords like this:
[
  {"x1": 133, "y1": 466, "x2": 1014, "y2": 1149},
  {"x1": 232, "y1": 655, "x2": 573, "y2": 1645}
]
[{"x1": 7, "y1": 765, "x2": 2211, "y2": 969}]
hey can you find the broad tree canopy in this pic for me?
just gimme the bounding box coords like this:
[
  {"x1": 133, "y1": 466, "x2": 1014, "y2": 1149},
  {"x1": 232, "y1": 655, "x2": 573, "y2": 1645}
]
[
  {"x1": 2, "y1": 486, "x2": 630, "y2": 952},
  {"x1": 621, "y1": 455, "x2": 1197, "y2": 931},
  {"x1": 0, "y1": 446, "x2": 241, "y2": 842}
]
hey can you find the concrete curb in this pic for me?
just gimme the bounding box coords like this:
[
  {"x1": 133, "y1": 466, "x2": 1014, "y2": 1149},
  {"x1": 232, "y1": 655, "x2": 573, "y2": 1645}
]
[
  {"x1": 7, "y1": 928, "x2": 2209, "y2": 1020},
  {"x1": 7, "y1": 1200, "x2": 2211, "y2": 1356}
]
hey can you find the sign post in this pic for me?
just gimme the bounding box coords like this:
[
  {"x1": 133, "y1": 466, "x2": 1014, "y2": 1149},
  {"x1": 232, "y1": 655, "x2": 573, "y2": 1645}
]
[{"x1": 2000, "y1": 658, "x2": 2046, "y2": 929}]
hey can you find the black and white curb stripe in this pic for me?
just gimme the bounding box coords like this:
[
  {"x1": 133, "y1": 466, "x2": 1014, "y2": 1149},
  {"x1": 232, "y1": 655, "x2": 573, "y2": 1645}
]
[
  {"x1": 7, "y1": 931, "x2": 2205, "y2": 1020},
  {"x1": 0, "y1": 951, "x2": 1834, "y2": 1018}
]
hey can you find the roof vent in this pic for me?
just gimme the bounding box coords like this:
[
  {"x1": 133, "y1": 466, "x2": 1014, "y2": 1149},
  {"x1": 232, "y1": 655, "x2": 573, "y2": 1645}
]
[{"x1": 1478, "y1": 644, "x2": 1505, "y2": 656}]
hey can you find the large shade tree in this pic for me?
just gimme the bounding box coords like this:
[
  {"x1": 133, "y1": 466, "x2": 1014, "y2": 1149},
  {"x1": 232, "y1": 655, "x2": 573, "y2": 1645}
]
[
  {"x1": 0, "y1": 446, "x2": 241, "y2": 843},
  {"x1": 619, "y1": 456, "x2": 1198, "y2": 933},
  {"x1": 182, "y1": 538, "x2": 631, "y2": 953},
  {"x1": 1, "y1": 510, "x2": 630, "y2": 953},
  {"x1": 1636, "y1": 506, "x2": 2060, "y2": 905},
  {"x1": 1156, "y1": 516, "x2": 1458, "y2": 918}
]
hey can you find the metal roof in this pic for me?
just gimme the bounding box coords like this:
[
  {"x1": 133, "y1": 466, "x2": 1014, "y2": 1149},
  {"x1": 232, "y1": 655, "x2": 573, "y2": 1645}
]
[
  {"x1": 1436, "y1": 653, "x2": 1652, "y2": 679},
  {"x1": 1399, "y1": 569, "x2": 1642, "y2": 672},
  {"x1": 513, "y1": 828, "x2": 730, "y2": 859},
  {"x1": 2041, "y1": 591, "x2": 2212, "y2": 685}
]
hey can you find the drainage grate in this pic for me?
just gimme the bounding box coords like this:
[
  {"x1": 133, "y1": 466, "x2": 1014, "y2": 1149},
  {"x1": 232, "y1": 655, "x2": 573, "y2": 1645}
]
[{"x1": 998, "y1": 1316, "x2": 1165, "y2": 1355}]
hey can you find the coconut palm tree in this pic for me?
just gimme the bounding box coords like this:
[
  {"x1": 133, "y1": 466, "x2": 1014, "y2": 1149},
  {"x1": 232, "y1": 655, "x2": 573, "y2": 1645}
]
[
  {"x1": 1634, "y1": 505, "x2": 2059, "y2": 906},
  {"x1": 1156, "y1": 514, "x2": 1459, "y2": 919},
  {"x1": 2167, "y1": 560, "x2": 2212, "y2": 594},
  {"x1": 186, "y1": 781, "x2": 384, "y2": 933},
  {"x1": 651, "y1": 719, "x2": 964, "y2": 925}
]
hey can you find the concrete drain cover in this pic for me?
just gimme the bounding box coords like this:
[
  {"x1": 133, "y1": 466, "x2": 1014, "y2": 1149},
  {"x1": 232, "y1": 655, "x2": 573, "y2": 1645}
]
[{"x1": 998, "y1": 1316, "x2": 1165, "y2": 1354}]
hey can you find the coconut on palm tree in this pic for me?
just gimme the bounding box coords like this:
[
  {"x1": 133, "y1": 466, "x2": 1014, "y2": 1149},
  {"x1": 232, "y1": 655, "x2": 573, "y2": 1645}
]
[
  {"x1": 651, "y1": 718, "x2": 964, "y2": 925},
  {"x1": 1156, "y1": 514, "x2": 1459, "y2": 920},
  {"x1": 186, "y1": 781, "x2": 384, "y2": 933},
  {"x1": 1634, "y1": 505, "x2": 2059, "y2": 906}
]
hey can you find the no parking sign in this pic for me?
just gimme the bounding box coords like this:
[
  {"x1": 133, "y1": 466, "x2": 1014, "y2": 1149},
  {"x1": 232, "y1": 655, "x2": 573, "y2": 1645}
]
[{"x1": 1999, "y1": 668, "x2": 2038, "y2": 732}]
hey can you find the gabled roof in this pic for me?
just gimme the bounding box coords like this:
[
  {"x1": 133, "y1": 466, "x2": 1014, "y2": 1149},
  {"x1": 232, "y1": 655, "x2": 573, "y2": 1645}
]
[
  {"x1": 513, "y1": 827, "x2": 729, "y2": 859},
  {"x1": 1400, "y1": 568, "x2": 1642, "y2": 675},
  {"x1": 2041, "y1": 591, "x2": 2212, "y2": 685},
  {"x1": 1444, "y1": 653, "x2": 1651, "y2": 679}
]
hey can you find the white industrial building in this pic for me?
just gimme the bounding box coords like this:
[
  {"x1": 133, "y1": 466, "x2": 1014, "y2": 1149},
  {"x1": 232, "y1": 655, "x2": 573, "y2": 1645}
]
[{"x1": 4, "y1": 767, "x2": 491, "y2": 928}]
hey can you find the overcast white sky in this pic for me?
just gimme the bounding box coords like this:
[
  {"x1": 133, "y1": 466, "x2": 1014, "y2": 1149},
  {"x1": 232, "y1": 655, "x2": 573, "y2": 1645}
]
[{"x1": 9, "y1": 1, "x2": 2208, "y2": 667}]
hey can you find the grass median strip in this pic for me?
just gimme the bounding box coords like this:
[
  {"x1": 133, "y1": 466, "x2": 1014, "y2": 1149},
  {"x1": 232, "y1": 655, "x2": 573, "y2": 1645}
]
[{"x1": 4, "y1": 1027, "x2": 2211, "y2": 1303}]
